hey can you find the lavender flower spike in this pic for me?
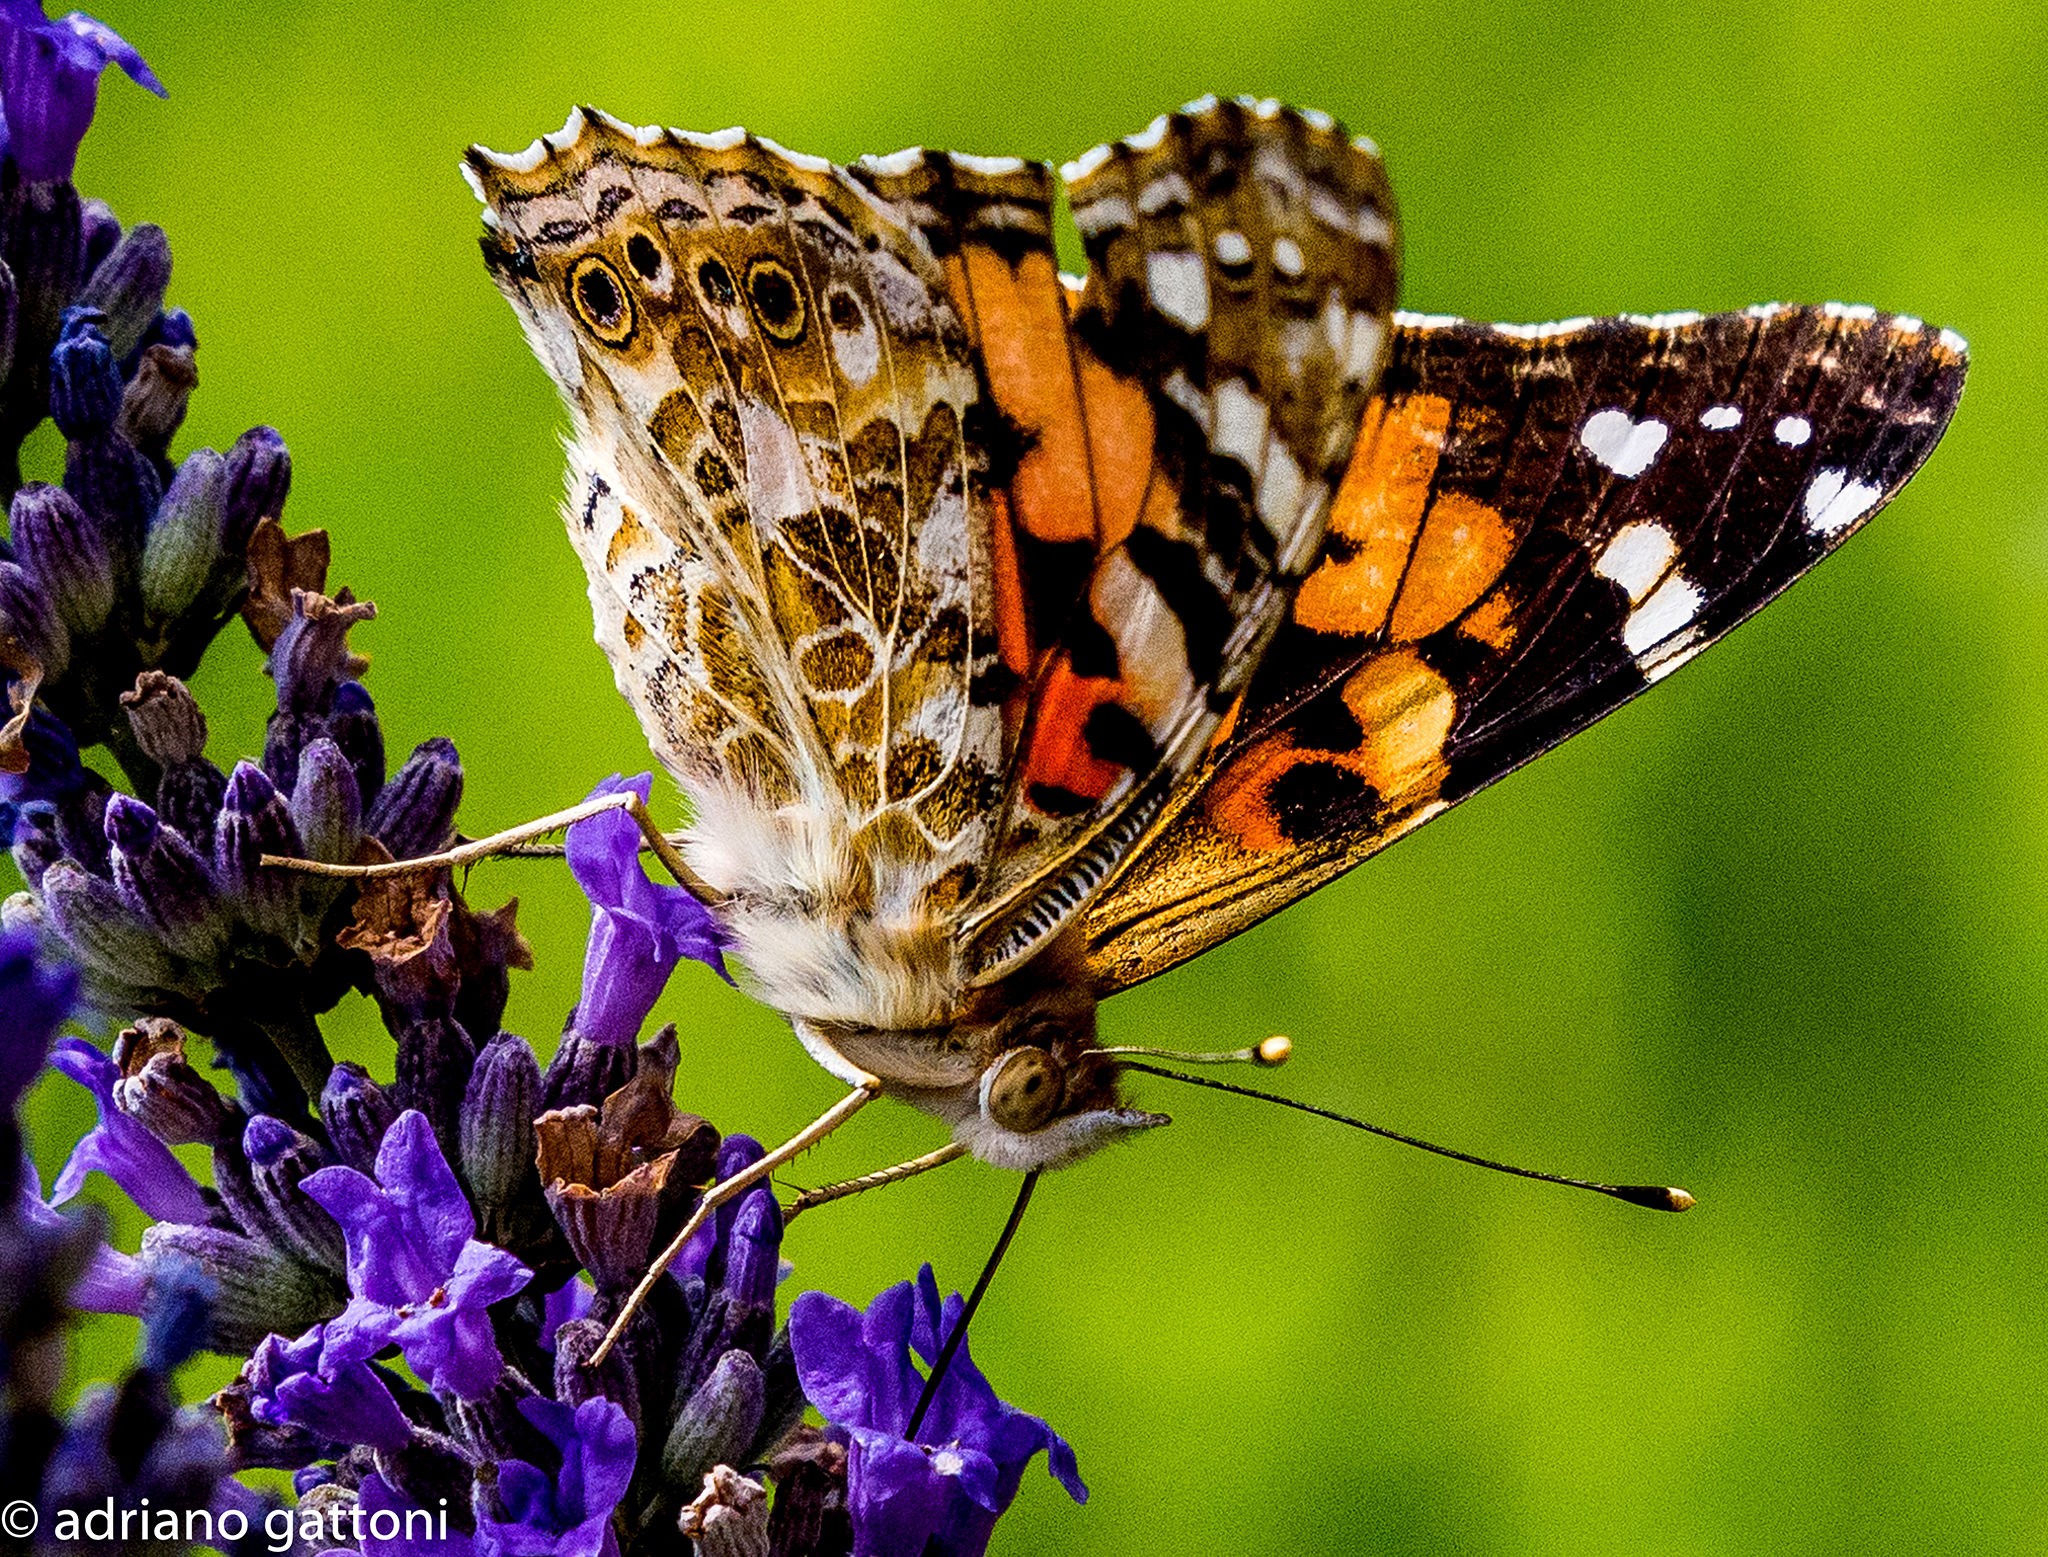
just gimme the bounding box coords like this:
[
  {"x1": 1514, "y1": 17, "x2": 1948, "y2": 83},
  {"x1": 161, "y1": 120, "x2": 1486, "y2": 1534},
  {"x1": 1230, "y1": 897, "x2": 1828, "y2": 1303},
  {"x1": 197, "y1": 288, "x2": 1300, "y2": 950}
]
[
  {"x1": 0, "y1": 2, "x2": 164, "y2": 182},
  {"x1": 791, "y1": 1265, "x2": 1087, "y2": 1557},
  {"x1": 301, "y1": 1108, "x2": 532, "y2": 1401},
  {"x1": 566, "y1": 771, "x2": 731, "y2": 1046},
  {"x1": 47, "y1": 1034, "x2": 213, "y2": 1224}
]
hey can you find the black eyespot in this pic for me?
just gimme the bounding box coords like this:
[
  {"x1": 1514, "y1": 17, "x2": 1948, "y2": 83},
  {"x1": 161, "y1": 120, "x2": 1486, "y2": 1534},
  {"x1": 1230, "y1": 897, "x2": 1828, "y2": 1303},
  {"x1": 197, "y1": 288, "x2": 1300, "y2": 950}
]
[
  {"x1": 827, "y1": 288, "x2": 863, "y2": 331},
  {"x1": 626, "y1": 233, "x2": 663, "y2": 280},
  {"x1": 696, "y1": 257, "x2": 735, "y2": 306},
  {"x1": 568, "y1": 256, "x2": 635, "y2": 345},
  {"x1": 746, "y1": 259, "x2": 806, "y2": 343}
]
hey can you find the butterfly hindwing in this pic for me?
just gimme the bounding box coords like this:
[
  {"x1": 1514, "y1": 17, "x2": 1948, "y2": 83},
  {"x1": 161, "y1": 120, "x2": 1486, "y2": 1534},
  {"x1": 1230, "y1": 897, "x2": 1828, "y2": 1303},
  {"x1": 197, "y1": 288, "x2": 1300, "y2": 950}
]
[
  {"x1": 1082, "y1": 305, "x2": 1969, "y2": 992},
  {"x1": 940, "y1": 98, "x2": 1400, "y2": 979}
]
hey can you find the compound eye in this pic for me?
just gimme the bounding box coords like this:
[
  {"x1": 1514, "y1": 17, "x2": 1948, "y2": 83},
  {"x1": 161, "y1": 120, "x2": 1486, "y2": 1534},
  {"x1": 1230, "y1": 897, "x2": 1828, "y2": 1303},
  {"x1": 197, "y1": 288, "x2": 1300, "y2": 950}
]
[
  {"x1": 569, "y1": 255, "x2": 635, "y2": 345},
  {"x1": 986, "y1": 1046, "x2": 1064, "y2": 1134}
]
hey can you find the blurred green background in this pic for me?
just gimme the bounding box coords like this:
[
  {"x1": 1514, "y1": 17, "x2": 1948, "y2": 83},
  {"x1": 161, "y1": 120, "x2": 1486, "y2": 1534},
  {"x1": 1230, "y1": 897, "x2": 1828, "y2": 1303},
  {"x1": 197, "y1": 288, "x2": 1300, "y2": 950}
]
[{"x1": 16, "y1": 0, "x2": 2047, "y2": 1552}]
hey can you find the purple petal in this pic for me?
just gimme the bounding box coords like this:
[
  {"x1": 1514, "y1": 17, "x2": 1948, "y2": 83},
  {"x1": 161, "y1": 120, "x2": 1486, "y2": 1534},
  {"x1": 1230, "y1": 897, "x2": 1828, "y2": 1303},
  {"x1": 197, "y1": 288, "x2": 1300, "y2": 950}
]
[
  {"x1": 374, "y1": 1109, "x2": 476, "y2": 1273},
  {"x1": 302, "y1": 1164, "x2": 419, "y2": 1305},
  {"x1": 15, "y1": 1174, "x2": 146, "y2": 1313},
  {"x1": 443, "y1": 1237, "x2": 533, "y2": 1311},
  {"x1": 47, "y1": 1038, "x2": 211, "y2": 1224},
  {"x1": 56, "y1": 11, "x2": 163, "y2": 92},
  {"x1": 844, "y1": 1429, "x2": 950, "y2": 1557},
  {"x1": 539, "y1": 1274, "x2": 594, "y2": 1352}
]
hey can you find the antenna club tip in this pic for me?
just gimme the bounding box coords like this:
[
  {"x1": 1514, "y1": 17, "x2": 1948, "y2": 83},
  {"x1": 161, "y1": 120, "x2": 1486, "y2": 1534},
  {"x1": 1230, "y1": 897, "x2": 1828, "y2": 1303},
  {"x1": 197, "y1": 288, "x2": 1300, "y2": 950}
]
[
  {"x1": 1665, "y1": 1187, "x2": 1697, "y2": 1213},
  {"x1": 1256, "y1": 1035, "x2": 1292, "y2": 1067}
]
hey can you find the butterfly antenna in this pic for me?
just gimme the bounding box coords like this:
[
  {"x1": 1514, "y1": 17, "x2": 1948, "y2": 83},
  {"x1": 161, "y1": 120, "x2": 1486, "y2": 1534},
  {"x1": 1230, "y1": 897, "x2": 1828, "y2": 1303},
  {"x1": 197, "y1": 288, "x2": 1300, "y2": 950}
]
[
  {"x1": 1116, "y1": 1061, "x2": 1694, "y2": 1213},
  {"x1": 1098, "y1": 1035, "x2": 1294, "y2": 1067},
  {"x1": 904, "y1": 1170, "x2": 1040, "y2": 1441}
]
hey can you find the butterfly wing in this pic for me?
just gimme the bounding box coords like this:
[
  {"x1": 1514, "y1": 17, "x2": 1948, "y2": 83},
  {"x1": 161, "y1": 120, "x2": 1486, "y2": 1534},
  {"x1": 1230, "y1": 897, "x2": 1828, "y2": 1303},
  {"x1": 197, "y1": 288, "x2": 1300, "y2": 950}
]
[
  {"x1": 467, "y1": 112, "x2": 1010, "y2": 932},
  {"x1": 1082, "y1": 305, "x2": 1970, "y2": 992},
  {"x1": 860, "y1": 99, "x2": 1399, "y2": 981}
]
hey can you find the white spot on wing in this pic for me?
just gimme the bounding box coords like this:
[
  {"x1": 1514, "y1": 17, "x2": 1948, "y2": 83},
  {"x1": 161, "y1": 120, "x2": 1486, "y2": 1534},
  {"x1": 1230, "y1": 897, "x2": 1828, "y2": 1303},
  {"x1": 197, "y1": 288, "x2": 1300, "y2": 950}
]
[
  {"x1": 953, "y1": 151, "x2": 1026, "y2": 176},
  {"x1": 1823, "y1": 301, "x2": 1878, "y2": 321},
  {"x1": 1491, "y1": 317, "x2": 1593, "y2": 340},
  {"x1": 1397, "y1": 310, "x2": 1466, "y2": 330},
  {"x1": 1345, "y1": 311, "x2": 1384, "y2": 381},
  {"x1": 1356, "y1": 208, "x2": 1393, "y2": 246},
  {"x1": 1255, "y1": 441, "x2": 1305, "y2": 539},
  {"x1": 1624, "y1": 574, "x2": 1704, "y2": 653},
  {"x1": 755, "y1": 135, "x2": 832, "y2": 174},
  {"x1": 1700, "y1": 404, "x2": 1742, "y2": 430},
  {"x1": 681, "y1": 126, "x2": 746, "y2": 152},
  {"x1": 1214, "y1": 229, "x2": 1251, "y2": 266},
  {"x1": 1213, "y1": 379, "x2": 1269, "y2": 471},
  {"x1": 1939, "y1": 327, "x2": 1969, "y2": 353},
  {"x1": 1060, "y1": 143, "x2": 1114, "y2": 183},
  {"x1": 1580, "y1": 409, "x2": 1669, "y2": 478},
  {"x1": 864, "y1": 146, "x2": 925, "y2": 177},
  {"x1": 1138, "y1": 173, "x2": 1193, "y2": 214},
  {"x1": 1272, "y1": 236, "x2": 1305, "y2": 277},
  {"x1": 1802, "y1": 469, "x2": 1883, "y2": 534},
  {"x1": 1774, "y1": 415, "x2": 1811, "y2": 447},
  {"x1": 1072, "y1": 195, "x2": 1133, "y2": 238},
  {"x1": 1594, "y1": 522, "x2": 1678, "y2": 603},
  {"x1": 1146, "y1": 250, "x2": 1209, "y2": 330},
  {"x1": 1125, "y1": 115, "x2": 1171, "y2": 152},
  {"x1": 460, "y1": 163, "x2": 488, "y2": 203}
]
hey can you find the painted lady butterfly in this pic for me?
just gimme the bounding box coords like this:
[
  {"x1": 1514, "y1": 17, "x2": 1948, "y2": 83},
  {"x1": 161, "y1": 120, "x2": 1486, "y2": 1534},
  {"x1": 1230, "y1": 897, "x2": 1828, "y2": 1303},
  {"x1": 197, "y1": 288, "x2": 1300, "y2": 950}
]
[{"x1": 462, "y1": 94, "x2": 1965, "y2": 1306}]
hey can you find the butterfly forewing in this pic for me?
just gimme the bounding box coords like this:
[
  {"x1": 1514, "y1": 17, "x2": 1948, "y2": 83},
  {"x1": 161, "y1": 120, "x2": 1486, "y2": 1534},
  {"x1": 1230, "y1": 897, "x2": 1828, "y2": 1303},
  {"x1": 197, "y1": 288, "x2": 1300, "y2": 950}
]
[
  {"x1": 469, "y1": 112, "x2": 1011, "y2": 942},
  {"x1": 1082, "y1": 306, "x2": 1968, "y2": 993}
]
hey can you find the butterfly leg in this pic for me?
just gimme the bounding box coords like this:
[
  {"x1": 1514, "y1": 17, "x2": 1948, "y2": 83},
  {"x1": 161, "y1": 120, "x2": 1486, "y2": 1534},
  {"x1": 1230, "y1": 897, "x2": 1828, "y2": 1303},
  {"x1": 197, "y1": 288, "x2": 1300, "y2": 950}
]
[
  {"x1": 259, "y1": 786, "x2": 722, "y2": 901},
  {"x1": 589, "y1": 1078, "x2": 884, "y2": 1366},
  {"x1": 781, "y1": 1141, "x2": 970, "y2": 1224}
]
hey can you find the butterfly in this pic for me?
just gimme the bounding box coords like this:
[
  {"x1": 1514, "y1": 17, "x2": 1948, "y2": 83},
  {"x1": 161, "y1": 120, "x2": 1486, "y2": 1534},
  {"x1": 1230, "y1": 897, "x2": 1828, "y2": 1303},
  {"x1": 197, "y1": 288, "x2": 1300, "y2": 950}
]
[{"x1": 461, "y1": 96, "x2": 1966, "y2": 1238}]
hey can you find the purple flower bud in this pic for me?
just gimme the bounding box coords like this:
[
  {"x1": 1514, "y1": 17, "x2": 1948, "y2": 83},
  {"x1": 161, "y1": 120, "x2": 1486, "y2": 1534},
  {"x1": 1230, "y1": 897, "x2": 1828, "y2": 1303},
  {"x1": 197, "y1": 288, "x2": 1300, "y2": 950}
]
[
  {"x1": 392, "y1": 1011, "x2": 475, "y2": 1169},
  {"x1": 0, "y1": 558, "x2": 66, "y2": 675},
  {"x1": 459, "y1": 1031, "x2": 541, "y2": 1229},
  {"x1": 75, "y1": 219, "x2": 168, "y2": 357},
  {"x1": 722, "y1": 1185, "x2": 783, "y2": 1312},
  {"x1": 5, "y1": 704, "x2": 87, "y2": 804},
  {"x1": 329, "y1": 677, "x2": 385, "y2": 808},
  {"x1": 318, "y1": 1064, "x2": 397, "y2": 1176},
  {"x1": 367, "y1": 737, "x2": 464, "y2": 861},
  {"x1": 38, "y1": 856, "x2": 180, "y2": 988},
  {"x1": 143, "y1": 304, "x2": 196, "y2": 353},
  {"x1": 214, "y1": 760, "x2": 305, "y2": 941},
  {"x1": 139, "y1": 1223, "x2": 343, "y2": 1355},
  {"x1": 139, "y1": 443, "x2": 225, "y2": 619},
  {"x1": 10, "y1": 480, "x2": 111, "y2": 634},
  {"x1": 539, "y1": 1029, "x2": 636, "y2": 1113},
  {"x1": 63, "y1": 423, "x2": 161, "y2": 569},
  {"x1": 79, "y1": 196, "x2": 119, "y2": 276},
  {"x1": 48, "y1": 305, "x2": 122, "y2": 436},
  {"x1": 243, "y1": 1113, "x2": 346, "y2": 1274},
  {"x1": 679, "y1": 1133, "x2": 765, "y2": 1287},
  {"x1": 284, "y1": 737, "x2": 359, "y2": 869},
  {"x1": 662, "y1": 1347, "x2": 765, "y2": 1494},
  {"x1": 111, "y1": 1016, "x2": 241, "y2": 1147},
  {"x1": 221, "y1": 424, "x2": 290, "y2": 555},
  {"x1": 105, "y1": 791, "x2": 225, "y2": 962}
]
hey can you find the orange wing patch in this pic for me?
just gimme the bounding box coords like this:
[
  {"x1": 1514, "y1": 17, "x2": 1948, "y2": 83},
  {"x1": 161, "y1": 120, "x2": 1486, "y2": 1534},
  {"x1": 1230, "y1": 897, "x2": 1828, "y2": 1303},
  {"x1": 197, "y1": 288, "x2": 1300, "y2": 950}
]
[
  {"x1": 1209, "y1": 647, "x2": 1454, "y2": 853},
  {"x1": 1294, "y1": 391, "x2": 1519, "y2": 642}
]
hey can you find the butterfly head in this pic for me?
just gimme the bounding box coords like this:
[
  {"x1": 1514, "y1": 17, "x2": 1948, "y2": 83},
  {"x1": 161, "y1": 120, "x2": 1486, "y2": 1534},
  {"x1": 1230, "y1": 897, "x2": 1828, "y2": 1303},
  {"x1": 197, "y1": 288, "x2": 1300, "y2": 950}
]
[{"x1": 803, "y1": 972, "x2": 1169, "y2": 1173}]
